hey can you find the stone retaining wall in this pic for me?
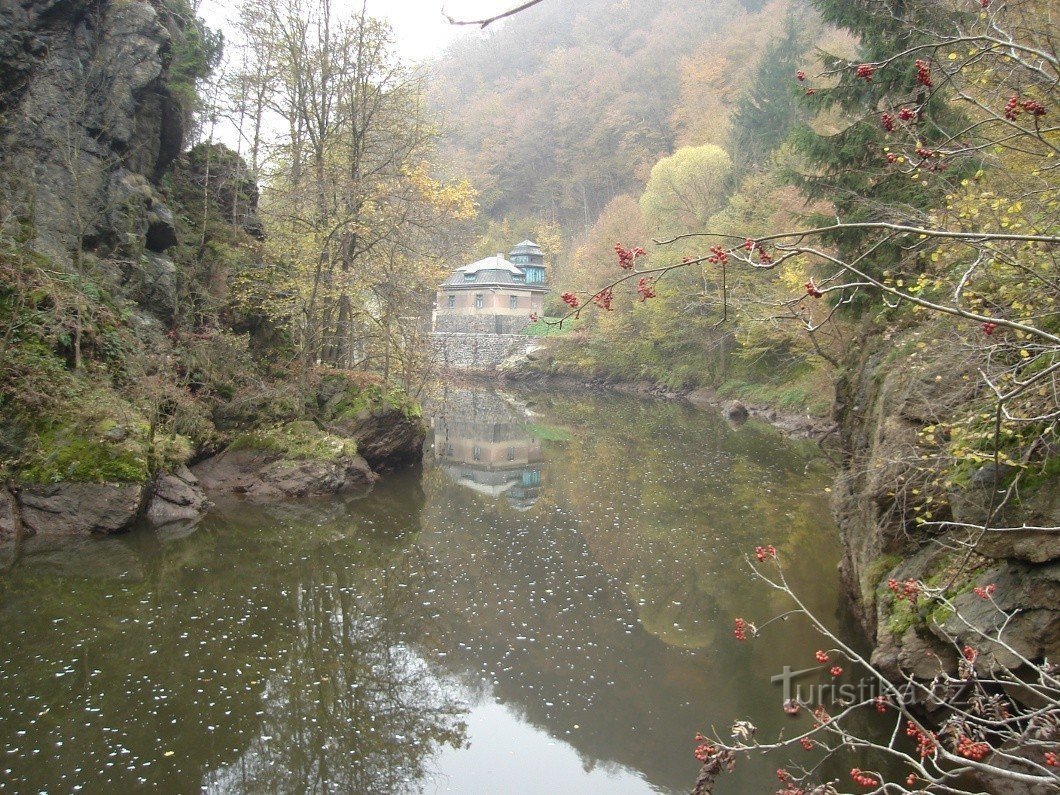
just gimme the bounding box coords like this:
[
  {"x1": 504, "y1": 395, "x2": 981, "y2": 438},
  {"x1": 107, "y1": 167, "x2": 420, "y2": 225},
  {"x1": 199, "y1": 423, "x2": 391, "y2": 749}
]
[{"x1": 429, "y1": 332, "x2": 534, "y2": 371}]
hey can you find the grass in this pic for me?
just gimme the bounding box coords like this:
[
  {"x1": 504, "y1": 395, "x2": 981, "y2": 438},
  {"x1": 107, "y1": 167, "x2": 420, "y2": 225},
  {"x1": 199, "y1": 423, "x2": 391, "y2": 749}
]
[{"x1": 523, "y1": 315, "x2": 582, "y2": 337}]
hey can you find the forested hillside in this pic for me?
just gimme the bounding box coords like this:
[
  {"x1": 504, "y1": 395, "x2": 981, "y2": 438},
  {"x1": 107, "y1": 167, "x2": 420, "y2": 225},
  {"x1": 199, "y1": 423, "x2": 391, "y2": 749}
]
[
  {"x1": 432, "y1": 0, "x2": 849, "y2": 230},
  {"x1": 431, "y1": 0, "x2": 856, "y2": 407}
]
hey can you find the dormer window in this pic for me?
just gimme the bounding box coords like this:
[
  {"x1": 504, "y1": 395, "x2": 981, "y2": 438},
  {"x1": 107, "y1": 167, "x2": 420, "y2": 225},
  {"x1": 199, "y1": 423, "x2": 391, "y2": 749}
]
[{"x1": 463, "y1": 273, "x2": 475, "y2": 282}]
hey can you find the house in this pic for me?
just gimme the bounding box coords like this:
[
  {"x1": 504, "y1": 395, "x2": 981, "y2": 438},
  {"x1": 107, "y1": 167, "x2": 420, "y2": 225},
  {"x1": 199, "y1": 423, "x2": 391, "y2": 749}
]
[{"x1": 432, "y1": 240, "x2": 549, "y2": 334}]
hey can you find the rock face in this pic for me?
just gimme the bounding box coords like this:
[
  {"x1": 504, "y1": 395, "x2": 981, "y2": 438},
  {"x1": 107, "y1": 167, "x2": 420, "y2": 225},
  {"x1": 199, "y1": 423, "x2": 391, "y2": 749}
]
[
  {"x1": 146, "y1": 465, "x2": 209, "y2": 525},
  {"x1": 834, "y1": 322, "x2": 1059, "y2": 684},
  {"x1": 193, "y1": 448, "x2": 378, "y2": 501},
  {"x1": 0, "y1": 0, "x2": 190, "y2": 264},
  {"x1": 327, "y1": 407, "x2": 426, "y2": 471},
  {"x1": 17, "y1": 483, "x2": 144, "y2": 536}
]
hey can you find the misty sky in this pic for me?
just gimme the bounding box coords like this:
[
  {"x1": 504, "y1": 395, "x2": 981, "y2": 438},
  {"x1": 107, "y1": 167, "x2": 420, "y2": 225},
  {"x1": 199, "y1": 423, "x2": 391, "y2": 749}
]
[{"x1": 198, "y1": 0, "x2": 511, "y2": 62}]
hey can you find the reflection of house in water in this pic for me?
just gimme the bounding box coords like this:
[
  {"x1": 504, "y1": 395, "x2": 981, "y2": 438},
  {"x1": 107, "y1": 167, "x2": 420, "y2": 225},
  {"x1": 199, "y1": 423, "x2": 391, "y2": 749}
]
[{"x1": 428, "y1": 390, "x2": 545, "y2": 510}]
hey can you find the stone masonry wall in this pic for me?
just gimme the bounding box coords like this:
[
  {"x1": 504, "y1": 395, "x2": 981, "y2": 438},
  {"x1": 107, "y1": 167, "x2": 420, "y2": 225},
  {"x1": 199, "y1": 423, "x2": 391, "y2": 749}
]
[
  {"x1": 433, "y1": 314, "x2": 531, "y2": 335},
  {"x1": 429, "y1": 333, "x2": 534, "y2": 371}
]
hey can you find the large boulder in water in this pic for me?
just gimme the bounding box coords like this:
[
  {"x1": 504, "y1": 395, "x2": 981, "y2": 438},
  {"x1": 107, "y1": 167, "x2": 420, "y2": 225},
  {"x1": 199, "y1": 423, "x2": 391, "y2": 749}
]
[
  {"x1": 318, "y1": 379, "x2": 426, "y2": 471},
  {"x1": 193, "y1": 421, "x2": 378, "y2": 501},
  {"x1": 17, "y1": 482, "x2": 144, "y2": 535},
  {"x1": 146, "y1": 465, "x2": 209, "y2": 525},
  {"x1": 327, "y1": 405, "x2": 425, "y2": 472}
]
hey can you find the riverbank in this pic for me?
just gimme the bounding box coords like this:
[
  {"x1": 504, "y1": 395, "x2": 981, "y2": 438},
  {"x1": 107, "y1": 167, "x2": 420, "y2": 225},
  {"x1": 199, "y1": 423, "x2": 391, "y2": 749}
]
[{"x1": 439, "y1": 367, "x2": 837, "y2": 443}]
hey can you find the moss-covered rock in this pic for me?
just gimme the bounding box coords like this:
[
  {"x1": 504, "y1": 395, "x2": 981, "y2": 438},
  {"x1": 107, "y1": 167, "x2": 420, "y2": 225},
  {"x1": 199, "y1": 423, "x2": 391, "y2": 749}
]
[{"x1": 193, "y1": 420, "x2": 376, "y2": 501}]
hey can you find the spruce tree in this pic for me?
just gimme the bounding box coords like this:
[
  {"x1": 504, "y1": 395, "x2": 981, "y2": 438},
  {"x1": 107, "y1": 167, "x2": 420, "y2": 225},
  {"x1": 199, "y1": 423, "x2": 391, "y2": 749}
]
[{"x1": 788, "y1": 0, "x2": 973, "y2": 272}]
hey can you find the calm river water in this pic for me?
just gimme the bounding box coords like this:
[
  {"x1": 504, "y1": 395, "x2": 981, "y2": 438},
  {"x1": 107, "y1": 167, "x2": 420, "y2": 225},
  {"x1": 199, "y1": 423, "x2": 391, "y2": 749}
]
[{"x1": 0, "y1": 386, "x2": 860, "y2": 794}]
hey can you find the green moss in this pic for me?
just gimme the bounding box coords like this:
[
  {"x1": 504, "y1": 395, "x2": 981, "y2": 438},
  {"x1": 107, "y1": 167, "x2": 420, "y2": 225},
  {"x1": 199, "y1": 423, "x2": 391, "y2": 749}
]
[
  {"x1": 229, "y1": 421, "x2": 356, "y2": 462},
  {"x1": 332, "y1": 383, "x2": 421, "y2": 421},
  {"x1": 863, "y1": 553, "x2": 902, "y2": 605},
  {"x1": 20, "y1": 430, "x2": 149, "y2": 484}
]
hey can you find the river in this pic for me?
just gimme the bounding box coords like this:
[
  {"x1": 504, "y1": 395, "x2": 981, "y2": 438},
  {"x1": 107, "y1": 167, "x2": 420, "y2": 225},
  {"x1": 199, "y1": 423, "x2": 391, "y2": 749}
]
[{"x1": 0, "y1": 385, "x2": 857, "y2": 793}]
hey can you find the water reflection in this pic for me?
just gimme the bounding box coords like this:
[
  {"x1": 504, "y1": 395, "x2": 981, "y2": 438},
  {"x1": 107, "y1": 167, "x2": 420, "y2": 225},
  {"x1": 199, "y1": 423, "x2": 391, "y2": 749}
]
[
  {"x1": 430, "y1": 389, "x2": 544, "y2": 510},
  {"x1": 0, "y1": 386, "x2": 851, "y2": 794}
]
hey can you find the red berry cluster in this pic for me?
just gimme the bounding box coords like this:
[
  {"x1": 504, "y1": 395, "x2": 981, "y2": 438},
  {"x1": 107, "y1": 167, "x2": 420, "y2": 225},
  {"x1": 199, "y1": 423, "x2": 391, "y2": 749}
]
[
  {"x1": 1023, "y1": 99, "x2": 1047, "y2": 117},
  {"x1": 758, "y1": 248, "x2": 773, "y2": 264},
  {"x1": 850, "y1": 768, "x2": 877, "y2": 787},
  {"x1": 1005, "y1": 95, "x2": 1048, "y2": 120},
  {"x1": 875, "y1": 695, "x2": 889, "y2": 713},
  {"x1": 906, "y1": 773, "x2": 919, "y2": 787},
  {"x1": 777, "y1": 768, "x2": 791, "y2": 782},
  {"x1": 805, "y1": 280, "x2": 823, "y2": 298},
  {"x1": 916, "y1": 146, "x2": 936, "y2": 160},
  {"x1": 915, "y1": 59, "x2": 933, "y2": 87},
  {"x1": 529, "y1": 312, "x2": 538, "y2": 322},
  {"x1": 755, "y1": 544, "x2": 778, "y2": 562},
  {"x1": 733, "y1": 617, "x2": 748, "y2": 641},
  {"x1": 592, "y1": 287, "x2": 614, "y2": 311},
  {"x1": 888, "y1": 578, "x2": 921, "y2": 603},
  {"x1": 982, "y1": 322, "x2": 997, "y2": 335},
  {"x1": 898, "y1": 106, "x2": 916, "y2": 121},
  {"x1": 956, "y1": 735, "x2": 990, "y2": 761},
  {"x1": 812, "y1": 705, "x2": 831, "y2": 725},
  {"x1": 886, "y1": 152, "x2": 899, "y2": 163},
  {"x1": 962, "y1": 645, "x2": 978, "y2": 663},
  {"x1": 561, "y1": 292, "x2": 580, "y2": 309},
  {"x1": 906, "y1": 721, "x2": 938, "y2": 758},
  {"x1": 795, "y1": 70, "x2": 806, "y2": 82},
  {"x1": 1004, "y1": 94, "x2": 1022, "y2": 121},
  {"x1": 636, "y1": 276, "x2": 656, "y2": 301},
  {"x1": 856, "y1": 64, "x2": 875, "y2": 81},
  {"x1": 830, "y1": 665, "x2": 843, "y2": 677},
  {"x1": 815, "y1": 650, "x2": 830, "y2": 663},
  {"x1": 708, "y1": 245, "x2": 729, "y2": 265},
  {"x1": 800, "y1": 737, "x2": 814, "y2": 751},
  {"x1": 881, "y1": 112, "x2": 895, "y2": 132},
  {"x1": 693, "y1": 733, "x2": 715, "y2": 762},
  {"x1": 974, "y1": 583, "x2": 997, "y2": 598},
  {"x1": 1045, "y1": 752, "x2": 1059, "y2": 767},
  {"x1": 980, "y1": 0, "x2": 989, "y2": 7},
  {"x1": 615, "y1": 243, "x2": 646, "y2": 270}
]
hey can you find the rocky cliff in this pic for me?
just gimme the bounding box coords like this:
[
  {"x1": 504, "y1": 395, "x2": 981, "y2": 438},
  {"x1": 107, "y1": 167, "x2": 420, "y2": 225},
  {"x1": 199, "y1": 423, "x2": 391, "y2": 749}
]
[
  {"x1": 0, "y1": 1, "x2": 426, "y2": 552},
  {"x1": 833, "y1": 318, "x2": 1059, "y2": 681}
]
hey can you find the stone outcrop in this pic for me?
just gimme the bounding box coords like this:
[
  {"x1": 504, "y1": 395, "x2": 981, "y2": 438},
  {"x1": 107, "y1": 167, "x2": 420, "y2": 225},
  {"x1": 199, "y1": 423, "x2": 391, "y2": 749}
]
[
  {"x1": 0, "y1": 0, "x2": 192, "y2": 264},
  {"x1": 193, "y1": 448, "x2": 378, "y2": 501},
  {"x1": 833, "y1": 320, "x2": 1059, "y2": 683},
  {"x1": 146, "y1": 465, "x2": 209, "y2": 525},
  {"x1": 327, "y1": 406, "x2": 426, "y2": 471},
  {"x1": 16, "y1": 482, "x2": 145, "y2": 536}
]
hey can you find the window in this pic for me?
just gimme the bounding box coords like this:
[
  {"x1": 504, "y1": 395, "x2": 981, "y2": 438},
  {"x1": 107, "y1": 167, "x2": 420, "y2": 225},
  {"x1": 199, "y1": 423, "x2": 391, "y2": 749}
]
[
  {"x1": 525, "y1": 267, "x2": 544, "y2": 283},
  {"x1": 513, "y1": 272, "x2": 526, "y2": 283},
  {"x1": 475, "y1": 294, "x2": 484, "y2": 309},
  {"x1": 472, "y1": 445, "x2": 482, "y2": 461},
  {"x1": 463, "y1": 273, "x2": 475, "y2": 282},
  {"x1": 509, "y1": 295, "x2": 519, "y2": 309},
  {"x1": 507, "y1": 446, "x2": 516, "y2": 461},
  {"x1": 511, "y1": 254, "x2": 528, "y2": 264},
  {"x1": 448, "y1": 295, "x2": 456, "y2": 309}
]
